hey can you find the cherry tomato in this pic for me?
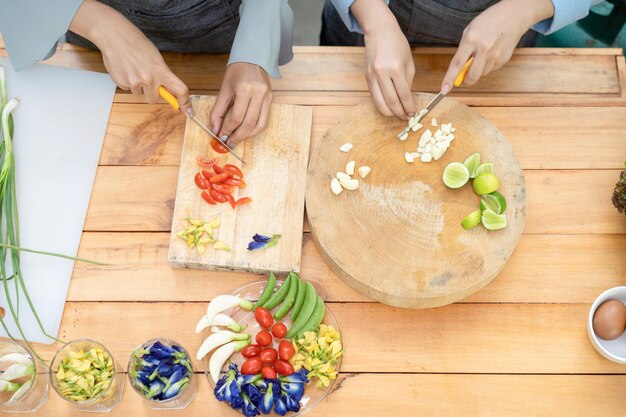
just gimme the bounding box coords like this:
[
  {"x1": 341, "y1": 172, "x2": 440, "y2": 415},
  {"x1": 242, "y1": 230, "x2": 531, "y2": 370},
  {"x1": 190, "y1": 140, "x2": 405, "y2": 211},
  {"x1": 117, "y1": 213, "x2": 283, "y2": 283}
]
[
  {"x1": 213, "y1": 164, "x2": 226, "y2": 175},
  {"x1": 224, "y1": 164, "x2": 244, "y2": 178},
  {"x1": 194, "y1": 172, "x2": 209, "y2": 189},
  {"x1": 212, "y1": 183, "x2": 233, "y2": 194},
  {"x1": 201, "y1": 170, "x2": 215, "y2": 181},
  {"x1": 224, "y1": 193, "x2": 236, "y2": 209},
  {"x1": 210, "y1": 189, "x2": 228, "y2": 203},
  {"x1": 201, "y1": 191, "x2": 216, "y2": 205},
  {"x1": 261, "y1": 366, "x2": 277, "y2": 379},
  {"x1": 210, "y1": 172, "x2": 233, "y2": 184},
  {"x1": 241, "y1": 357, "x2": 263, "y2": 375},
  {"x1": 210, "y1": 140, "x2": 229, "y2": 154},
  {"x1": 224, "y1": 178, "x2": 247, "y2": 189},
  {"x1": 236, "y1": 197, "x2": 252, "y2": 206},
  {"x1": 254, "y1": 307, "x2": 274, "y2": 328},
  {"x1": 273, "y1": 359, "x2": 294, "y2": 376},
  {"x1": 271, "y1": 323, "x2": 287, "y2": 338},
  {"x1": 241, "y1": 344, "x2": 262, "y2": 358},
  {"x1": 278, "y1": 340, "x2": 295, "y2": 361},
  {"x1": 198, "y1": 157, "x2": 218, "y2": 168},
  {"x1": 255, "y1": 330, "x2": 272, "y2": 347},
  {"x1": 259, "y1": 348, "x2": 278, "y2": 365}
]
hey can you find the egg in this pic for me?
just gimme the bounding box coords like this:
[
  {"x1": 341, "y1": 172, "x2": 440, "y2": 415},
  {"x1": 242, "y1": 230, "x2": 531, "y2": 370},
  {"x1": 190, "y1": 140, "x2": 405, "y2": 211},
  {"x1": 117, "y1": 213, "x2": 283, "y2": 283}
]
[{"x1": 593, "y1": 299, "x2": 626, "y2": 341}]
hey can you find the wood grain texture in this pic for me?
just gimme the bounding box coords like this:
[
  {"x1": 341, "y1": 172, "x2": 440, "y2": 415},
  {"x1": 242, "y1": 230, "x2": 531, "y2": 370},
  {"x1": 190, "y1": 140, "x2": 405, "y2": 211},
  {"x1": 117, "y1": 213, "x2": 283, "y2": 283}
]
[
  {"x1": 167, "y1": 96, "x2": 312, "y2": 273},
  {"x1": 20, "y1": 302, "x2": 626, "y2": 374},
  {"x1": 307, "y1": 95, "x2": 527, "y2": 308},
  {"x1": 69, "y1": 233, "x2": 626, "y2": 304}
]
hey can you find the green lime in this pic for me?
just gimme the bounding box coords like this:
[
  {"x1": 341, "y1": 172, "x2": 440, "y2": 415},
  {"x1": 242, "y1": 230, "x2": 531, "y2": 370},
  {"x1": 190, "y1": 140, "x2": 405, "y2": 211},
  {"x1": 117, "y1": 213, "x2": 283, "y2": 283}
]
[
  {"x1": 479, "y1": 199, "x2": 488, "y2": 212},
  {"x1": 475, "y1": 162, "x2": 494, "y2": 176},
  {"x1": 473, "y1": 172, "x2": 500, "y2": 195},
  {"x1": 488, "y1": 191, "x2": 507, "y2": 213},
  {"x1": 481, "y1": 209, "x2": 507, "y2": 231},
  {"x1": 442, "y1": 162, "x2": 470, "y2": 189},
  {"x1": 461, "y1": 210, "x2": 482, "y2": 230},
  {"x1": 463, "y1": 153, "x2": 481, "y2": 178},
  {"x1": 481, "y1": 195, "x2": 501, "y2": 214}
]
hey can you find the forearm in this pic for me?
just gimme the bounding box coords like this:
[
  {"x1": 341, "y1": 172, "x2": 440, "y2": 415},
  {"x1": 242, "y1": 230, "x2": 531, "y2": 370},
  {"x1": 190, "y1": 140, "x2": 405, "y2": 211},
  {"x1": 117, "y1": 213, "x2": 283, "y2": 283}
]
[
  {"x1": 68, "y1": 0, "x2": 136, "y2": 50},
  {"x1": 349, "y1": 0, "x2": 396, "y2": 35},
  {"x1": 498, "y1": 0, "x2": 555, "y2": 29}
]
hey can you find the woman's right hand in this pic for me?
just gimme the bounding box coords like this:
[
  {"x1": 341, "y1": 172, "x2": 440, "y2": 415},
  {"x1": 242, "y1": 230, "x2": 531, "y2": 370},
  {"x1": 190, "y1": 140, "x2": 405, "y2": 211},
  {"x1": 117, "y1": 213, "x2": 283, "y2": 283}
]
[{"x1": 69, "y1": 0, "x2": 191, "y2": 113}]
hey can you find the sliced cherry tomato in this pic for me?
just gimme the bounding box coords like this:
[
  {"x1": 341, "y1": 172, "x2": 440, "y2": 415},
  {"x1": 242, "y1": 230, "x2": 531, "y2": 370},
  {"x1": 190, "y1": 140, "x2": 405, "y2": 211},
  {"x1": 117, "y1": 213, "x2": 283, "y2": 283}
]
[
  {"x1": 241, "y1": 344, "x2": 262, "y2": 358},
  {"x1": 254, "y1": 307, "x2": 274, "y2": 328},
  {"x1": 224, "y1": 164, "x2": 244, "y2": 178},
  {"x1": 255, "y1": 330, "x2": 272, "y2": 347},
  {"x1": 236, "y1": 197, "x2": 252, "y2": 206},
  {"x1": 197, "y1": 157, "x2": 218, "y2": 168},
  {"x1": 209, "y1": 171, "x2": 233, "y2": 184},
  {"x1": 213, "y1": 164, "x2": 226, "y2": 175},
  {"x1": 194, "y1": 172, "x2": 209, "y2": 190},
  {"x1": 201, "y1": 170, "x2": 215, "y2": 181},
  {"x1": 241, "y1": 357, "x2": 263, "y2": 375},
  {"x1": 261, "y1": 366, "x2": 277, "y2": 379},
  {"x1": 224, "y1": 193, "x2": 236, "y2": 209},
  {"x1": 278, "y1": 340, "x2": 295, "y2": 361},
  {"x1": 210, "y1": 189, "x2": 228, "y2": 203},
  {"x1": 224, "y1": 178, "x2": 247, "y2": 189},
  {"x1": 201, "y1": 191, "x2": 216, "y2": 205},
  {"x1": 259, "y1": 348, "x2": 278, "y2": 365},
  {"x1": 273, "y1": 359, "x2": 294, "y2": 376},
  {"x1": 210, "y1": 139, "x2": 229, "y2": 154},
  {"x1": 212, "y1": 183, "x2": 233, "y2": 194},
  {"x1": 271, "y1": 323, "x2": 287, "y2": 339}
]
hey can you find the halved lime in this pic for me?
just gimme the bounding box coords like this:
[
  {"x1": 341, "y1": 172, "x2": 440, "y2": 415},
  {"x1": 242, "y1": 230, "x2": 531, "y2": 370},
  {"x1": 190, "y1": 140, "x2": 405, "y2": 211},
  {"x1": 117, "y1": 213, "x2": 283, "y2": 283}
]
[
  {"x1": 475, "y1": 162, "x2": 494, "y2": 176},
  {"x1": 461, "y1": 210, "x2": 482, "y2": 230},
  {"x1": 488, "y1": 191, "x2": 507, "y2": 214},
  {"x1": 479, "y1": 199, "x2": 488, "y2": 212},
  {"x1": 442, "y1": 162, "x2": 470, "y2": 189},
  {"x1": 482, "y1": 195, "x2": 501, "y2": 214},
  {"x1": 473, "y1": 172, "x2": 500, "y2": 195},
  {"x1": 481, "y1": 209, "x2": 507, "y2": 231},
  {"x1": 463, "y1": 153, "x2": 481, "y2": 178}
]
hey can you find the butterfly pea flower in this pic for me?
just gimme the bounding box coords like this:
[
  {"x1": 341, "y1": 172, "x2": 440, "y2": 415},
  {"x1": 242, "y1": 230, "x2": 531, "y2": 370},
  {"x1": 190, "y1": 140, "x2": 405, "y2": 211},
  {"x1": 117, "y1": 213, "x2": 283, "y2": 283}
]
[
  {"x1": 243, "y1": 382, "x2": 263, "y2": 407},
  {"x1": 278, "y1": 369, "x2": 309, "y2": 384},
  {"x1": 215, "y1": 365, "x2": 243, "y2": 410},
  {"x1": 283, "y1": 392, "x2": 301, "y2": 413},
  {"x1": 241, "y1": 392, "x2": 260, "y2": 417},
  {"x1": 273, "y1": 394, "x2": 289, "y2": 416},
  {"x1": 280, "y1": 381, "x2": 305, "y2": 402},
  {"x1": 146, "y1": 380, "x2": 165, "y2": 400},
  {"x1": 162, "y1": 376, "x2": 189, "y2": 400},
  {"x1": 247, "y1": 234, "x2": 282, "y2": 251},
  {"x1": 258, "y1": 381, "x2": 281, "y2": 414}
]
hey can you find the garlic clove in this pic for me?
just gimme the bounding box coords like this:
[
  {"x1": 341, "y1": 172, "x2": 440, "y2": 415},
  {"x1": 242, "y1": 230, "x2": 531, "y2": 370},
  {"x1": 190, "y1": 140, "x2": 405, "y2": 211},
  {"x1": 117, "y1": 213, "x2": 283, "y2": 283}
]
[
  {"x1": 431, "y1": 118, "x2": 437, "y2": 127},
  {"x1": 397, "y1": 130, "x2": 409, "y2": 141},
  {"x1": 345, "y1": 161, "x2": 356, "y2": 176},
  {"x1": 330, "y1": 178, "x2": 343, "y2": 195},
  {"x1": 357, "y1": 166, "x2": 371, "y2": 179},
  {"x1": 411, "y1": 122, "x2": 423, "y2": 132},
  {"x1": 420, "y1": 153, "x2": 433, "y2": 163},
  {"x1": 405, "y1": 152, "x2": 415, "y2": 163},
  {"x1": 339, "y1": 177, "x2": 359, "y2": 191},
  {"x1": 340, "y1": 143, "x2": 353, "y2": 152},
  {"x1": 336, "y1": 172, "x2": 351, "y2": 180}
]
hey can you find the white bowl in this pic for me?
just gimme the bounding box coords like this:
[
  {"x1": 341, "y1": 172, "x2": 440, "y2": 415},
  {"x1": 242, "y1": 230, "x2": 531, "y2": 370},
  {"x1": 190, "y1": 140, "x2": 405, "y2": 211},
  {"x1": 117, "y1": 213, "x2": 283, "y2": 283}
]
[{"x1": 588, "y1": 286, "x2": 626, "y2": 364}]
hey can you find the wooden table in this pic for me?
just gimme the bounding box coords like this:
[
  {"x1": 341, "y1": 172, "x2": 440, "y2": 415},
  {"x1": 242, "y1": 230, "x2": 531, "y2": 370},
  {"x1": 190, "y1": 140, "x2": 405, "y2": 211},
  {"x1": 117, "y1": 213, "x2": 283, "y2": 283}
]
[{"x1": 2, "y1": 41, "x2": 626, "y2": 415}]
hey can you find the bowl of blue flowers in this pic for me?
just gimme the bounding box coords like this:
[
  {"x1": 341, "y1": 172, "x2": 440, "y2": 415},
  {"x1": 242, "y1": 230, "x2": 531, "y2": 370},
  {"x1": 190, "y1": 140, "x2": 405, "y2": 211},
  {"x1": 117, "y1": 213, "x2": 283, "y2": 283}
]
[{"x1": 127, "y1": 338, "x2": 196, "y2": 410}]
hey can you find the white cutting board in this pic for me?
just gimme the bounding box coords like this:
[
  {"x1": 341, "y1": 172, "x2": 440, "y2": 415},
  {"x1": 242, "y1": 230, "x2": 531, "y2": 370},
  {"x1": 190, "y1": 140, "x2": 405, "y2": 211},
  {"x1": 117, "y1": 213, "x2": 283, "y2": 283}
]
[{"x1": 0, "y1": 58, "x2": 116, "y2": 344}]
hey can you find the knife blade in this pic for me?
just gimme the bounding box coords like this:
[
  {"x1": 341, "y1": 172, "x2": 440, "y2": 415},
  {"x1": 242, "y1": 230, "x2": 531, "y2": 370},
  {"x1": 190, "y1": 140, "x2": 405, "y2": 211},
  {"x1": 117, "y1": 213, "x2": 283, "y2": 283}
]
[{"x1": 158, "y1": 86, "x2": 247, "y2": 165}]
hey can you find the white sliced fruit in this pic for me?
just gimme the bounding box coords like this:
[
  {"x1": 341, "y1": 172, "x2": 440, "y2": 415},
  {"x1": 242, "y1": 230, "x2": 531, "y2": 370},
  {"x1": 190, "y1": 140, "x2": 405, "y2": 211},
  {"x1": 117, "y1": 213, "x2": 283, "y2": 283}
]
[
  {"x1": 209, "y1": 340, "x2": 250, "y2": 384},
  {"x1": 357, "y1": 166, "x2": 371, "y2": 178},
  {"x1": 340, "y1": 143, "x2": 353, "y2": 152},
  {"x1": 205, "y1": 295, "x2": 253, "y2": 327},
  {"x1": 431, "y1": 118, "x2": 437, "y2": 126},
  {"x1": 336, "y1": 172, "x2": 351, "y2": 180},
  {"x1": 330, "y1": 178, "x2": 343, "y2": 195},
  {"x1": 345, "y1": 161, "x2": 356, "y2": 176},
  {"x1": 196, "y1": 330, "x2": 250, "y2": 361},
  {"x1": 339, "y1": 177, "x2": 359, "y2": 190},
  {"x1": 405, "y1": 152, "x2": 415, "y2": 163}
]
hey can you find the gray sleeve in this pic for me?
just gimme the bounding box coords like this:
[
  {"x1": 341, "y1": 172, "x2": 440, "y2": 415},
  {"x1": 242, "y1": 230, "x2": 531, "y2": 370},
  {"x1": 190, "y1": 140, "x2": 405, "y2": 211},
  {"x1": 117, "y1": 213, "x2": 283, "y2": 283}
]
[
  {"x1": 0, "y1": 0, "x2": 84, "y2": 71},
  {"x1": 227, "y1": 0, "x2": 294, "y2": 79}
]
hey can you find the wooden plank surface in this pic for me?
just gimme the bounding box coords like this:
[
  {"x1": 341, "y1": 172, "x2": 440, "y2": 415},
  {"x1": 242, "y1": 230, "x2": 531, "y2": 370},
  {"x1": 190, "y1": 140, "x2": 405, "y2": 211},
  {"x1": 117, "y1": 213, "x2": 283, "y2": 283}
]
[{"x1": 167, "y1": 96, "x2": 312, "y2": 273}]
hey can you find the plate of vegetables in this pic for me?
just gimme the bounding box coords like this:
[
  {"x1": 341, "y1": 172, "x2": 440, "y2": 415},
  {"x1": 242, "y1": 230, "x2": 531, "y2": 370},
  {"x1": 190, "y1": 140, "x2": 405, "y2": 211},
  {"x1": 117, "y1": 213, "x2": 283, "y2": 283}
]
[{"x1": 195, "y1": 272, "x2": 343, "y2": 416}]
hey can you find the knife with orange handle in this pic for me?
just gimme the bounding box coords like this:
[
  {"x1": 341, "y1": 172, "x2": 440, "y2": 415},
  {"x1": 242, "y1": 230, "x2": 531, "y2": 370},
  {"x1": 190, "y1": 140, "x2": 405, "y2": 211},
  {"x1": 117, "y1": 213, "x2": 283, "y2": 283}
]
[{"x1": 158, "y1": 86, "x2": 247, "y2": 165}]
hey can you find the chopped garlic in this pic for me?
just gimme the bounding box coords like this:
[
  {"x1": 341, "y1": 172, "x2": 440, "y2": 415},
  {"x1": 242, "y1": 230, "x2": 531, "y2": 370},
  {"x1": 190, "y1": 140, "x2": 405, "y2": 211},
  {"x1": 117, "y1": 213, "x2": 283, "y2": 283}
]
[
  {"x1": 340, "y1": 143, "x2": 353, "y2": 152},
  {"x1": 411, "y1": 122, "x2": 423, "y2": 132},
  {"x1": 339, "y1": 177, "x2": 359, "y2": 191},
  {"x1": 357, "y1": 166, "x2": 371, "y2": 179},
  {"x1": 398, "y1": 130, "x2": 409, "y2": 141},
  {"x1": 405, "y1": 152, "x2": 415, "y2": 163},
  {"x1": 420, "y1": 153, "x2": 433, "y2": 162},
  {"x1": 330, "y1": 178, "x2": 343, "y2": 195},
  {"x1": 431, "y1": 118, "x2": 437, "y2": 127},
  {"x1": 345, "y1": 161, "x2": 356, "y2": 176}
]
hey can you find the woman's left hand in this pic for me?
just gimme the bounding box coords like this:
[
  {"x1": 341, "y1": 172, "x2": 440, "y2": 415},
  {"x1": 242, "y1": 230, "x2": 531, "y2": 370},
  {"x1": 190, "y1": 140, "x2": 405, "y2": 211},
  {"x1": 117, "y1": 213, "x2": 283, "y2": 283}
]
[
  {"x1": 441, "y1": 0, "x2": 554, "y2": 93},
  {"x1": 209, "y1": 63, "x2": 273, "y2": 148}
]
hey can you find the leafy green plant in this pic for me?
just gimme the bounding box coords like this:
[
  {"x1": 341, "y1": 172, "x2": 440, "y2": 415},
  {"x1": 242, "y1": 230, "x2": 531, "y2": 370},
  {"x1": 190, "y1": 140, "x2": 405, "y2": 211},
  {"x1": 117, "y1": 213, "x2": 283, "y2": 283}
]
[{"x1": 613, "y1": 162, "x2": 626, "y2": 217}]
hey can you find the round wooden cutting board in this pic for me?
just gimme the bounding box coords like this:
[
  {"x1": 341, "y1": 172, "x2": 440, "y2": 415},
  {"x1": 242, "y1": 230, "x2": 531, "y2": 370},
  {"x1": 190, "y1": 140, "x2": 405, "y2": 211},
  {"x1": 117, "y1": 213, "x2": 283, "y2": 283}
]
[{"x1": 306, "y1": 94, "x2": 527, "y2": 308}]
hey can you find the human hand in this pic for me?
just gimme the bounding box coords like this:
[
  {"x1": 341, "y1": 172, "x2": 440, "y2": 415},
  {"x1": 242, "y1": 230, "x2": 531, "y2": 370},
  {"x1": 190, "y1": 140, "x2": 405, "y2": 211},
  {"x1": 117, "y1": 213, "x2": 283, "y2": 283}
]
[
  {"x1": 351, "y1": 0, "x2": 415, "y2": 119},
  {"x1": 70, "y1": 0, "x2": 191, "y2": 112},
  {"x1": 441, "y1": 0, "x2": 554, "y2": 93},
  {"x1": 209, "y1": 62, "x2": 273, "y2": 147}
]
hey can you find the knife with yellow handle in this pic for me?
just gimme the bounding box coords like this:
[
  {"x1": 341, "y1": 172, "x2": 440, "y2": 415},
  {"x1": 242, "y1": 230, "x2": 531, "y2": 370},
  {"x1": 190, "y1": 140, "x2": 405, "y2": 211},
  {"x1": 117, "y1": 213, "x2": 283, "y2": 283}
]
[{"x1": 158, "y1": 86, "x2": 247, "y2": 165}]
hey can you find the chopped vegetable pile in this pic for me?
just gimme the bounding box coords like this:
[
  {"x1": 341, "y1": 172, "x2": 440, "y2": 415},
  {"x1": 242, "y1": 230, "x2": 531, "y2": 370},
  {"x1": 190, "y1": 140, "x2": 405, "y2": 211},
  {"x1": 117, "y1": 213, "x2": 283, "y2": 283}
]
[
  {"x1": 54, "y1": 347, "x2": 113, "y2": 402},
  {"x1": 290, "y1": 324, "x2": 343, "y2": 388},
  {"x1": 194, "y1": 157, "x2": 251, "y2": 209},
  {"x1": 129, "y1": 341, "x2": 192, "y2": 401},
  {"x1": 400, "y1": 117, "x2": 457, "y2": 163},
  {"x1": 0, "y1": 352, "x2": 35, "y2": 404},
  {"x1": 176, "y1": 217, "x2": 230, "y2": 255}
]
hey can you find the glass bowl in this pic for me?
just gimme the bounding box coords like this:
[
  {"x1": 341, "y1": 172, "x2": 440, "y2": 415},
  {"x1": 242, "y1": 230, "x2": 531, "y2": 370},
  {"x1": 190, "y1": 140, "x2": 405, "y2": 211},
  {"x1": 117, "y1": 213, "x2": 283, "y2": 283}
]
[
  {"x1": 202, "y1": 280, "x2": 343, "y2": 417},
  {"x1": 0, "y1": 339, "x2": 48, "y2": 413}
]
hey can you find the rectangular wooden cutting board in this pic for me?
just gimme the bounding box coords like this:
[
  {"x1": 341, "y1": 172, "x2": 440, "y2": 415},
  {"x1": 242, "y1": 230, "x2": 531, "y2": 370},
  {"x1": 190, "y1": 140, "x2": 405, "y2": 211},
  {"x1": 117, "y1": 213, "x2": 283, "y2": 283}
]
[{"x1": 168, "y1": 95, "x2": 312, "y2": 273}]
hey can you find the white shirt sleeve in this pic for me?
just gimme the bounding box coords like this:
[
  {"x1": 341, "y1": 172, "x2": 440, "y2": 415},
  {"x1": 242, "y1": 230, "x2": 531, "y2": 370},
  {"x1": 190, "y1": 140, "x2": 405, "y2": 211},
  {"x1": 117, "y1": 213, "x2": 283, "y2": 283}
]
[
  {"x1": 329, "y1": 0, "x2": 390, "y2": 34},
  {"x1": 533, "y1": 0, "x2": 602, "y2": 35}
]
